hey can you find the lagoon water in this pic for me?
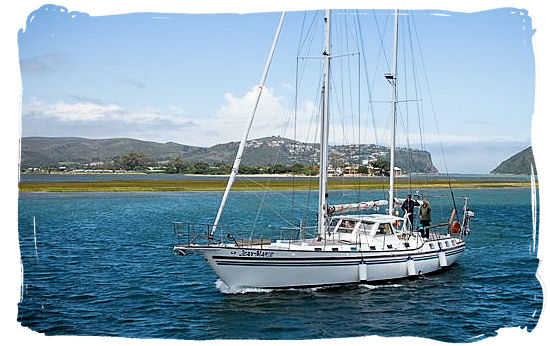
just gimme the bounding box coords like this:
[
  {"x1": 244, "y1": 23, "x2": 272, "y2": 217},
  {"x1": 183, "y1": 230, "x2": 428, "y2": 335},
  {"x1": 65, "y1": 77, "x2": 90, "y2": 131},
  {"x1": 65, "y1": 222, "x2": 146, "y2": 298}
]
[{"x1": 18, "y1": 188, "x2": 541, "y2": 341}]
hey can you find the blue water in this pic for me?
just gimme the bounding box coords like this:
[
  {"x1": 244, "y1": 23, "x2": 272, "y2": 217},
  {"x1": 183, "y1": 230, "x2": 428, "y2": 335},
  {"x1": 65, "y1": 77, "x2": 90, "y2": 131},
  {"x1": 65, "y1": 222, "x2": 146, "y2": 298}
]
[{"x1": 17, "y1": 188, "x2": 542, "y2": 341}]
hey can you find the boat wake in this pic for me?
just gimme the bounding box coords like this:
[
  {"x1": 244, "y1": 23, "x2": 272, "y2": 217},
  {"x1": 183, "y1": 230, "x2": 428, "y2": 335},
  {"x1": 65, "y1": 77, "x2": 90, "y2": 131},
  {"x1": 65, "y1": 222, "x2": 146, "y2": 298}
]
[
  {"x1": 360, "y1": 283, "x2": 403, "y2": 290},
  {"x1": 215, "y1": 280, "x2": 274, "y2": 294},
  {"x1": 216, "y1": 279, "x2": 403, "y2": 294}
]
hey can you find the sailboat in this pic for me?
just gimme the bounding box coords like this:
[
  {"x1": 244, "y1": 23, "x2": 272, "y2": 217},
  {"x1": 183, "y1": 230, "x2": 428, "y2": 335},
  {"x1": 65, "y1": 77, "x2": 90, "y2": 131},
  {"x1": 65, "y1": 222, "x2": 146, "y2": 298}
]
[{"x1": 173, "y1": 10, "x2": 475, "y2": 290}]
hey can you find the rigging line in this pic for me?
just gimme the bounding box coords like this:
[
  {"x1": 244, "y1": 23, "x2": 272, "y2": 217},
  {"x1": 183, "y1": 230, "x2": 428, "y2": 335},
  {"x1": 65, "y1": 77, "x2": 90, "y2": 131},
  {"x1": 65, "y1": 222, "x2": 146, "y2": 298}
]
[
  {"x1": 247, "y1": 104, "x2": 305, "y2": 237},
  {"x1": 298, "y1": 11, "x2": 319, "y2": 54},
  {"x1": 343, "y1": 10, "x2": 362, "y2": 203},
  {"x1": 401, "y1": 16, "x2": 413, "y2": 194},
  {"x1": 291, "y1": 57, "x2": 298, "y2": 225},
  {"x1": 248, "y1": 126, "x2": 292, "y2": 235},
  {"x1": 410, "y1": 13, "x2": 459, "y2": 218},
  {"x1": 372, "y1": 10, "x2": 391, "y2": 73},
  {"x1": 328, "y1": 64, "x2": 350, "y2": 206},
  {"x1": 304, "y1": 83, "x2": 323, "y2": 229},
  {"x1": 396, "y1": 102, "x2": 414, "y2": 185},
  {"x1": 370, "y1": 10, "x2": 392, "y2": 146},
  {"x1": 298, "y1": 11, "x2": 320, "y2": 78},
  {"x1": 406, "y1": 13, "x2": 427, "y2": 187},
  {"x1": 250, "y1": 12, "x2": 321, "y2": 232},
  {"x1": 291, "y1": 11, "x2": 313, "y2": 225},
  {"x1": 297, "y1": 11, "x2": 307, "y2": 54},
  {"x1": 247, "y1": 80, "x2": 300, "y2": 233},
  {"x1": 303, "y1": 61, "x2": 324, "y2": 229},
  {"x1": 407, "y1": 13, "x2": 428, "y2": 187},
  {"x1": 211, "y1": 11, "x2": 286, "y2": 236},
  {"x1": 241, "y1": 175, "x2": 317, "y2": 214},
  {"x1": 335, "y1": 15, "x2": 351, "y2": 146},
  {"x1": 354, "y1": 10, "x2": 378, "y2": 146},
  {"x1": 358, "y1": 44, "x2": 362, "y2": 202},
  {"x1": 246, "y1": 188, "x2": 304, "y2": 229},
  {"x1": 344, "y1": 11, "x2": 357, "y2": 149}
]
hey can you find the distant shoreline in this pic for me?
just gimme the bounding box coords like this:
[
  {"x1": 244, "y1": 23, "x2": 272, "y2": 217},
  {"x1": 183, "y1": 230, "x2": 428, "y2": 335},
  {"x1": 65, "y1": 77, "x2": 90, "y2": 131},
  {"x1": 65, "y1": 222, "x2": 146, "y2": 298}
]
[{"x1": 18, "y1": 178, "x2": 533, "y2": 192}]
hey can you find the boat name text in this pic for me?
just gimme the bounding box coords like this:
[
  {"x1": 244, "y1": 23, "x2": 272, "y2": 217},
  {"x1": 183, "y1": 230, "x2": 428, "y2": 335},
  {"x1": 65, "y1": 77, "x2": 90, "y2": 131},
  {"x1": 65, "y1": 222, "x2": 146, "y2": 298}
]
[{"x1": 239, "y1": 250, "x2": 275, "y2": 258}]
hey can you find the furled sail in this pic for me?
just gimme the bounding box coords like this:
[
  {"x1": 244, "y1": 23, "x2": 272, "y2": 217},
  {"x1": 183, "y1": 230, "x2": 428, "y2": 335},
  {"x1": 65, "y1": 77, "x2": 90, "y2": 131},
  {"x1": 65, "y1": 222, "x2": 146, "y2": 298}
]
[{"x1": 328, "y1": 200, "x2": 388, "y2": 215}]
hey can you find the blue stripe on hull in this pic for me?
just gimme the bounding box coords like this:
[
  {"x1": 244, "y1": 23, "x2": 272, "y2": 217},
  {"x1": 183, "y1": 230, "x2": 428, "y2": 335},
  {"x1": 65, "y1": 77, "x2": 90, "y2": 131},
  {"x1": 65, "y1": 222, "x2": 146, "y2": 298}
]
[{"x1": 214, "y1": 248, "x2": 465, "y2": 267}]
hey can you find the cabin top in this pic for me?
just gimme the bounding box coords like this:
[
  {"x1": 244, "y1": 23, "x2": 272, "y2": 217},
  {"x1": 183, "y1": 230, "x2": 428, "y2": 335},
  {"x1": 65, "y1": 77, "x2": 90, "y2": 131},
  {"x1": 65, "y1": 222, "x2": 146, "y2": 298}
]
[{"x1": 328, "y1": 213, "x2": 408, "y2": 237}]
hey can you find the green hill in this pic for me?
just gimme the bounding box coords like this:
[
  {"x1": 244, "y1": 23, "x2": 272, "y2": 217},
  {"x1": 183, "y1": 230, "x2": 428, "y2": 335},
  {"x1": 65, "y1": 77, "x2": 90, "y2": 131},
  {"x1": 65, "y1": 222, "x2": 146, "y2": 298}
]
[
  {"x1": 490, "y1": 146, "x2": 536, "y2": 175},
  {"x1": 20, "y1": 136, "x2": 438, "y2": 173},
  {"x1": 20, "y1": 137, "x2": 200, "y2": 168}
]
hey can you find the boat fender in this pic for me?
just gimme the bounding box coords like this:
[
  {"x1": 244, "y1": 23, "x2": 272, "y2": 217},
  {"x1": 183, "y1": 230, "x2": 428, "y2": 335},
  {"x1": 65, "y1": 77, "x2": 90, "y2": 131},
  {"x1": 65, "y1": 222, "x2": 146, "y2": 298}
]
[
  {"x1": 406, "y1": 257, "x2": 416, "y2": 276},
  {"x1": 451, "y1": 221, "x2": 460, "y2": 234},
  {"x1": 359, "y1": 262, "x2": 368, "y2": 281},
  {"x1": 439, "y1": 251, "x2": 448, "y2": 267}
]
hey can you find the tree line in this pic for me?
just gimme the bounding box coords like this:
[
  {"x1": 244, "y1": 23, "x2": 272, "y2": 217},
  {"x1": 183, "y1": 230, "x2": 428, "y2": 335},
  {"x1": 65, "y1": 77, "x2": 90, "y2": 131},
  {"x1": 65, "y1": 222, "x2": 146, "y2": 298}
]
[{"x1": 25, "y1": 151, "x2": 390, "y2": 176}]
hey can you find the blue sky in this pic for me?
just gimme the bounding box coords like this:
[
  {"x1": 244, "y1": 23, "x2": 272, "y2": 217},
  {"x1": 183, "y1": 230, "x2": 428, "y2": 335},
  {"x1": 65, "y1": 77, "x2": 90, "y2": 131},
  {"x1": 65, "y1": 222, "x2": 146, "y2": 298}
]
[{"x1": 18, "y1": 4, "x2": 535, "y2": 173}]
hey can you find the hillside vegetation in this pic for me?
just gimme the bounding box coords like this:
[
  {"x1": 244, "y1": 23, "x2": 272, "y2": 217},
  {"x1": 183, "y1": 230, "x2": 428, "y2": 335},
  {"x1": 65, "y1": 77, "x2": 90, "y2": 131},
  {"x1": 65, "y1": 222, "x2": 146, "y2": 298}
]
[
  {"x1": 21, "y1": 136, "x2": 438, "y2": 173},
  {"x1": 491, "y1": 147, "x2": 535, "y2": 175}
]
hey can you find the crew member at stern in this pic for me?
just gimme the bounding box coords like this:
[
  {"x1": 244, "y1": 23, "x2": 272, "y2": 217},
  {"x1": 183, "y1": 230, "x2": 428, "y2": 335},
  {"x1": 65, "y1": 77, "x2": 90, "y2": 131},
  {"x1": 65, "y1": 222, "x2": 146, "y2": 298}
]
[
  {"x1": 419, "y1": 198, "x2": 431, "y2": 238},
  {"x1": 401, "y1": 194, "x2": 420, "y2": 228}
]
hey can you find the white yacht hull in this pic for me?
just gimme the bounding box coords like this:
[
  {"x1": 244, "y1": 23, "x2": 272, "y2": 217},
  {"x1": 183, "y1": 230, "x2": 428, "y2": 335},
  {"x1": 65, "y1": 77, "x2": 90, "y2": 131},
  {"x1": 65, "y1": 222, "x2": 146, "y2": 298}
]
[{"x1": 178, "y1": 242, "x2": 465, "y2": 289}]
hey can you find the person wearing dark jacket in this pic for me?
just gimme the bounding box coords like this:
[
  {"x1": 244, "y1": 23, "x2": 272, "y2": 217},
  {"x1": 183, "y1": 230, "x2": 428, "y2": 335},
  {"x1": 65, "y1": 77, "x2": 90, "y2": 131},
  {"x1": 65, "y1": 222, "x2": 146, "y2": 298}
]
[{"x1": 401, "y1": 194, "x2": 420, "y2": 228}]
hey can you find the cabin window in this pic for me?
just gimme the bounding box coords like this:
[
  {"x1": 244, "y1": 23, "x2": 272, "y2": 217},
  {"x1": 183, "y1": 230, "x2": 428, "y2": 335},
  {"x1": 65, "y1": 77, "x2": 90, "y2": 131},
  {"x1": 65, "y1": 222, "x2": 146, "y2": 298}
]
[
  {"x1": 328, "y1": 218, "x2": 341, "y2": 233},
  {"x1": 314, "y1": 247, "x2": 322, "y2": 252},
  {"x1": 387, "y1": 244, "x2": 393, "y2": 249},
  {"x1": 340, "y1": 220, "x2": 356, "y2": 233},
  {"x1": 429, "y1": 243, "x2": 435, "y2": 250},
  {"x1": 392, "y1": 219, "x2": 405, "y2": 232},
  {"x1": 369, "y1": 246, "x2": 376, "y2": 250},
  {"x1": 350, "y1": 247, "x2": 357, "y2": 252},
  {"x1": 376, "y1": 223, "x2": 393, "y2": 236},
  {"x1": 332, "y1": 248, "x2": 339, "y2": 252},
  {"x1": 439, "y1": 242, "x2": 445, "y2": 249},
  {"x1": 452, "y1": 240, "x2": 456, "y2": 246},
  {"x1": 404, "y1": 242, "x2": 410, "y2": 248},
  {"x1": 358, "y1": 221, "x2": 376, "y2": 232},
  {"x1": 445, "y1": 241, "x2": 450, "y2": 247}
]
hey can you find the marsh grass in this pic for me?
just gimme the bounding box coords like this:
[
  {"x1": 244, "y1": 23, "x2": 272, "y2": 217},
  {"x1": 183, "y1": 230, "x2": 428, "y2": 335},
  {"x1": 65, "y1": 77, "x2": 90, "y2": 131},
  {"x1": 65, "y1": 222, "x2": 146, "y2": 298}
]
[{"x1": 18, "y1": 178, "x2": 532, "y2": 192}]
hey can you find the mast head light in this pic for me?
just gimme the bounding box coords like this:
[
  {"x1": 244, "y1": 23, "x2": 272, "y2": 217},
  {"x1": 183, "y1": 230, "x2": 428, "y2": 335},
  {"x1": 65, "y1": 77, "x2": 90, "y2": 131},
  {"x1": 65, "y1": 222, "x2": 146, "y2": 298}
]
[{"x1": 384, "y1": 73, "x2": 395, "y2": 80}]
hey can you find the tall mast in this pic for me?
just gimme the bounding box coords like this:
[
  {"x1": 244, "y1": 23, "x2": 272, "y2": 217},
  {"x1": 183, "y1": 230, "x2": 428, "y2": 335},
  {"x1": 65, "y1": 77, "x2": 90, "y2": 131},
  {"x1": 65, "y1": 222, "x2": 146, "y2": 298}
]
[
  {"x1": 388, "y1": 9, "x2": 398, "y2": 216},
  {"x1": 318, "y1": 9, "x2": 331, "y2": 235},
  {"x1": 210, "y1": 12, "x2": 286, "y2": 236}
]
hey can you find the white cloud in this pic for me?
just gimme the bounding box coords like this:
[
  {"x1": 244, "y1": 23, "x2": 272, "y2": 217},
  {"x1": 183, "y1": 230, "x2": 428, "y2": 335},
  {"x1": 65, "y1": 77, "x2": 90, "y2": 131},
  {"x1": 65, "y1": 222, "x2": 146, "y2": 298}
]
[
  {"x1": 21, "y1": 87, "x2": 527, "y2": 150},
  {"x1": 203, "y1": 85, "x2": 316, "y2": 144},
  {"x1": 25, "y1": 100, "x2": 120, "y2": 121},
  {"x1": 23, "y1": 99, "x2": 193, "y2": 125}
]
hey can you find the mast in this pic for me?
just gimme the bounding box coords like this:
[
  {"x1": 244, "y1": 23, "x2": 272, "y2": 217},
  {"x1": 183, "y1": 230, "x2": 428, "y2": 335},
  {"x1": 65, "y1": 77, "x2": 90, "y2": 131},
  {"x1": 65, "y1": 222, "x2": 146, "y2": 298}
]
[
  {"x1": 211, "y1": 12, "x2": 286, "y2": 236},
  {"x1": 318, "y1": 9, "x2": 331, "y2": 236},
  {"x1": 388, "y1": 9, "x2": 399, "y2": 216}
]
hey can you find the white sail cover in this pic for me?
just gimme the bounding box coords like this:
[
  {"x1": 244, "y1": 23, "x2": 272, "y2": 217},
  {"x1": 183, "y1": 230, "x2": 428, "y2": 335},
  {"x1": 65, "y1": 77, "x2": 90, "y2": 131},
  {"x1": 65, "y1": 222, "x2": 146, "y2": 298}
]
[{"x1": 328, "y1": 200, "x2": 388, "y2": 214}]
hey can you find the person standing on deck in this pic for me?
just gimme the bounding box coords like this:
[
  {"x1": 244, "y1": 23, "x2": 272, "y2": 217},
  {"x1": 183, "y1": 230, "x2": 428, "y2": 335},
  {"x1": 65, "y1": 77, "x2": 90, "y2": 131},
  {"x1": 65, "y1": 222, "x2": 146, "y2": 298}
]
[
  {"x1": 419, "y1": 198, "x2": 431, "y2": 238},
  {"x1": 401, "y1": 194, "x2": 420, "y2": 229}
]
